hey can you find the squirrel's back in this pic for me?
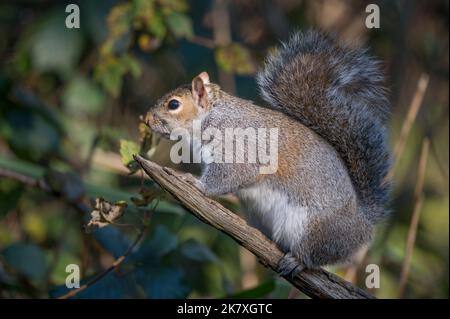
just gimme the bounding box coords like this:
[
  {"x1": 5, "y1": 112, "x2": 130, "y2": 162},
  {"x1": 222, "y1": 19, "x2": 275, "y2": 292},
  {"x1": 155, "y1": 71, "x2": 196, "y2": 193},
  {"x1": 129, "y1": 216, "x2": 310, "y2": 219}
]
[{"x1": 257, "y1": 30, "x2": 391, "y2": 223}]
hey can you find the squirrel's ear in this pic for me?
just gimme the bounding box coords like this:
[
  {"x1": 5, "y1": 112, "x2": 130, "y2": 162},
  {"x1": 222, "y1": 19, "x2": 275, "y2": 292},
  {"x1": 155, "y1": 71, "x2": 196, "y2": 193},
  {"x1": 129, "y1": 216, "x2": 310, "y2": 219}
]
[{"x1": 192, "y1": 72, "x2": 210, "y2": 109}]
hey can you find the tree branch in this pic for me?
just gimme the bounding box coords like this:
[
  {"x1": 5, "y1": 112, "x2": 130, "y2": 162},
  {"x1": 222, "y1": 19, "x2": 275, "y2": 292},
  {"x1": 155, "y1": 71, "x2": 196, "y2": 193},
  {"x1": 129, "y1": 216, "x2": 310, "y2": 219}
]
[{"x1": 133, "y1": 155, "x2": 375, "y2": 299}]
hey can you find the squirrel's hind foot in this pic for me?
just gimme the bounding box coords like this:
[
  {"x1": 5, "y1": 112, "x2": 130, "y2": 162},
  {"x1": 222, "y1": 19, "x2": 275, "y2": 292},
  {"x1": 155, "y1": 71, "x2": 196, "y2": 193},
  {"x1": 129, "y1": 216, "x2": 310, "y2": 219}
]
[{"x1": 277, "y1": 252, "x2": 305, "y2": 279}]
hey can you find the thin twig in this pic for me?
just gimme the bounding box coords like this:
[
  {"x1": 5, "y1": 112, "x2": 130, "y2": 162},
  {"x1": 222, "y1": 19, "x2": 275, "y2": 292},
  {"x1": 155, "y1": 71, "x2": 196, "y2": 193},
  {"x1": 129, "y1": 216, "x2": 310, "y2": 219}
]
[
  {"x1": 0, "y1": 167, "x2": 50, "y2": 192},
  {"x1": 385, "y1": 73, "x2": 429, "y2": 182},
  {"x1": 57, "y1": 212, "x2": 150, "y2": 299},
  {"x1": 398, "y1": 138, "x2": 430, "y2": 298}
]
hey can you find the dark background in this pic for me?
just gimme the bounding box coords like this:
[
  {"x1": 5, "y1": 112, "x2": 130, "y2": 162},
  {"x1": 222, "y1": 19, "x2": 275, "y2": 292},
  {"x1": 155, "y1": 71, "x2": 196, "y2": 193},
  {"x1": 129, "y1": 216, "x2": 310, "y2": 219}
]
[{"x1": 0, "y1": 0, "x2": 448, "y2": 298}]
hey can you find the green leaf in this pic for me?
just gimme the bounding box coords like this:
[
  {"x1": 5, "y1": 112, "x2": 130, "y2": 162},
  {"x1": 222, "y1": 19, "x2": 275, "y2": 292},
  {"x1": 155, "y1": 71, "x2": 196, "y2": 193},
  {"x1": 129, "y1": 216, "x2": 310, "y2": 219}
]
[
  {"x1": 0, "y1": 179, "x2": 24, "y2": 217},
  {"x1": 180, "y1": 239, "x2": 219, "y2": 263},
  {"x1": 107, "y1": 2, "x2": 133, "y2": 38},
  {"x1": 93, "y1": 226, "x2": 131, "y2": 258},
  {"x1": 215, "y1": 43, "x2": 255, "y2": 75},
  {"x1": 135, "y1": 225, "x2": 178, "y2": 260},
  {"x1": 62, "y1": 76, "x2": 106, "y2": 116},
  {"x1": 2, "y1": 109, "x2": 61, "y2": 161},
  {"x1": 136, "y1": 266, "x2": 190, "y2": 298},
  {"x1": 121, "y1": 54, "x2": 142, "y2": 78},
  {"x1": 94, "y1": 57, "x2": 125, "y2": 97},
  {"x1": 51, "y1": 270, "x2": 138, "y2": 299},
  {"x1": 133, "y1": 0, "x2": 155, "y2": 22},
  {"x1": 119, "y1": 139, "x2": 140, "y2": 172},
  {"x1": 147, "y1": 12, "x2": 167, "y2": 39},
  {"x1": 158, "y1": 0, "x2": 189, "y2": 12},
  {"x1": 2, "y1": 243, "x2": 48, "y2": 280},
  {"x1": 31, "y1": 11, "x2": 83, "y2": 76},
  {"x1": 94, "y1": 55, "x2": 141, "y2": 96},
  {"x1": 165, "y1": 12, "x2": 193, "y2": 39}
]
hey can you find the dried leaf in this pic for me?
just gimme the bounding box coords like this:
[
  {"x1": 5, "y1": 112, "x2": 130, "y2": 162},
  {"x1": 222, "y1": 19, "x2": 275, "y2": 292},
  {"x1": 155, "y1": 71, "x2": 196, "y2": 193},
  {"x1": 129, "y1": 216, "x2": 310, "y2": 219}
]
[{"x1": 86, "y1": 197, "x2": 127, "y2": 231}]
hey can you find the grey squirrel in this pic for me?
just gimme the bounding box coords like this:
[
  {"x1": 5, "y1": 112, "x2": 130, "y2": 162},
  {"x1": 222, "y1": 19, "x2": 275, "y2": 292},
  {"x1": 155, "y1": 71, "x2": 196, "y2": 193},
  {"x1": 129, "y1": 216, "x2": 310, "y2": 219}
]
[{"x1": 145, "y1": 30, "x2": 391, "y2": 277}]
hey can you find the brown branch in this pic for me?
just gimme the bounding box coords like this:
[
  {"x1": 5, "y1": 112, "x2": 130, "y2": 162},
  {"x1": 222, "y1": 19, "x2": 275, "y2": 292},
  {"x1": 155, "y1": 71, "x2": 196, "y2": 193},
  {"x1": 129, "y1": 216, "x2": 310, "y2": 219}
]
[
  {"x1": 134, "y1": 155, "x2": 375, "y2": 299},
  {"x1": 398, "y1": 138, "x2": 430, "y2": 297}
]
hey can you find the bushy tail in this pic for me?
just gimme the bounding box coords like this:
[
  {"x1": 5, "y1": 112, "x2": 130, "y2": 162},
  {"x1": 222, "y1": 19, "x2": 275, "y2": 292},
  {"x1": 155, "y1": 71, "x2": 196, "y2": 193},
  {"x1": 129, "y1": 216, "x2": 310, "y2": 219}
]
[{"x1": 257, "y1": 30, "x2": 391, "y2": 223}]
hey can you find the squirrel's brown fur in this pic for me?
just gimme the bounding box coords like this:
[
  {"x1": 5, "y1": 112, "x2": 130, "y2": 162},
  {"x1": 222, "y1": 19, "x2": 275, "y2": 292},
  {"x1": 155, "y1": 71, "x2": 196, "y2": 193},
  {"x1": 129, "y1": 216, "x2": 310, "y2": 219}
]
[{"x1": 145, "y1": 31, "x2": 390, "y2": 275}]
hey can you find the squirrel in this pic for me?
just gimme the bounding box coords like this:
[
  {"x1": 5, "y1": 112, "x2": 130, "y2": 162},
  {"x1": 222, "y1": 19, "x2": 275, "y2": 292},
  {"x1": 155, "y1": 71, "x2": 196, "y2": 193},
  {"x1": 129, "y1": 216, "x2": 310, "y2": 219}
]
[{"x1": 145, "y1": 30, "x2": 391, "y2": 277}]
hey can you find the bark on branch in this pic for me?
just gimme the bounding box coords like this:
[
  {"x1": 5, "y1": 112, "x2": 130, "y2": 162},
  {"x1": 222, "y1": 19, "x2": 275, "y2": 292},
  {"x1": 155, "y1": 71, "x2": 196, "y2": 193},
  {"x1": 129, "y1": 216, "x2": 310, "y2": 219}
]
[{"x1": 134, "y1": 155, "x2": 375, "y2": 299}]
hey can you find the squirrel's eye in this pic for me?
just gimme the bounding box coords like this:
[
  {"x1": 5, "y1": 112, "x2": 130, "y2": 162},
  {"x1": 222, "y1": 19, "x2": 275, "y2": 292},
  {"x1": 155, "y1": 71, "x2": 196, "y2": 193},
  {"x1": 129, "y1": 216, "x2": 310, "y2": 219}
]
[{"x1": 168, "y1": 99, "x2": 180, "y2": 110}]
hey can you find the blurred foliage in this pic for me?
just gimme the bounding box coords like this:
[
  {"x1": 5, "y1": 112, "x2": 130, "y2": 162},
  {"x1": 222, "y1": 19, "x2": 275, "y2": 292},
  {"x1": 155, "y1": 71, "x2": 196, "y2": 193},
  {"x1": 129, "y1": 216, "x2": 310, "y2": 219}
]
[
  {"x1": 0, "y1": 0, "x2": 448, "y2": 299},
  {"x1": 215, "y1": 43, "x2": 255, "y2": 75}
]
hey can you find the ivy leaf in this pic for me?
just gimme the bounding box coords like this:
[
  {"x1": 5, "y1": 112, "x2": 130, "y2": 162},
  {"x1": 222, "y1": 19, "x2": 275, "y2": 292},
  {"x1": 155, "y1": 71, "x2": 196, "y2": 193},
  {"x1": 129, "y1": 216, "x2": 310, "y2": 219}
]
[
  {"x1": 119, "y1": 139, "x2": 140, "y2": 172},
  {"x1": 135, "y1": 266, "x2": 190, "y2": 298},
  {"x1": 2, "y1": 243, "x2": 48, "y2": 281},
  {"x1": 158, "y1": 0, "x2": 189, "y2": 12},
  {"x1": 165, "y1": 12, "x2": 193, "y2": 39},
  {"x1": 215, "y1": 43, "x2": 255, "y2": 75},
  {"x1": 133, "y1": 0, "x2": 155, "y2": 22},
  {"x1": 121, "y1": 54, "x2": 142, "y2": 78},
  {"x1": 134, "y1": 225, "x2": 178, "y2": 261},
  {"x1": 179, "y1": 239, "x2": 219, "y2": 263},
  {"x1": 107, "y1": 2, "x2": 133, "y2": 38},
  {"x1": 147, "y1": 12, "x2": 167, "y2": 39},
  {"x1": 94, "y1": 57, "x2": 125, "y2": 97},
  {"x1": 31, "y1": 11, "x2": 83, "y2": 76},
  {"x1": 0, "y1": 179, "x2": 24, "y2": 217},
  {"x1": 92, "y1": 225, "x2": 131, "y2": 258},
  {"x1": 62, "y1": 76, "x2": 105, "y2": 116},
  {"x1": 94, "y1": 55, "x2": 141, "y2": 97}
]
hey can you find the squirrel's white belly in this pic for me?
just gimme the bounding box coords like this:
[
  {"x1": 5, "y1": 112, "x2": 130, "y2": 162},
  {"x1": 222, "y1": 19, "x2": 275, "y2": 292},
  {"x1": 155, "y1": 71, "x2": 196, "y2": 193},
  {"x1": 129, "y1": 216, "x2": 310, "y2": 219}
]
[{"x1": 238, "y1": 183, "x2": 308, "y2": 253}]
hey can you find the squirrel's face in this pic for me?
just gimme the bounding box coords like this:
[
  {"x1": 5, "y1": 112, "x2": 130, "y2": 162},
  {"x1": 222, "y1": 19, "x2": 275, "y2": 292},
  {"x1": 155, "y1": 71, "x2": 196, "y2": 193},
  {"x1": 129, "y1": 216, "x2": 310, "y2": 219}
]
[{"x1": 145, "y1": 72, "x2": 213, "y2": 137}]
